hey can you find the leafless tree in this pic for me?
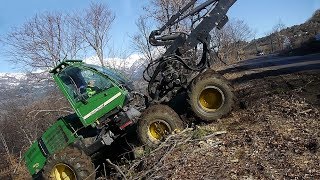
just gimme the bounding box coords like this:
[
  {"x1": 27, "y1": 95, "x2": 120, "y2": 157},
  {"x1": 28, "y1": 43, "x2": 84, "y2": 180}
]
[
  {"x1": 264, "y1": 20, "x2": 286, "y2": 53},
  {"x1": 144, "y1": 0, "x2": 192, "y2": 33},
  {"x1": 2, "y1": 12, "x2": 84, "y2": 70},
  {"x1": 71, "y1": 2, "x2": 115, "y2": 67},
  {"x1": 265, "y1": 31, "x2": 275, "y2": 53},
  {"x1": 145, "y1": 0, "x2": 183, "y2": 24},
  {"x1": 131, "y1": 16, "x2": 156, "y2": 63},
  {"x1": 272, "y1": 20, "x2": 286, "y2": 51},
  {"x1": 211, "y1": 19, "x2": 253, "y2": 64}
]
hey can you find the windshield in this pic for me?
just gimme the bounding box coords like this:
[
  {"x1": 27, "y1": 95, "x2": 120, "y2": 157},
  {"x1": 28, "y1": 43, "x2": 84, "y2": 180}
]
[
  {"x1": 86, "y1": 64, "x2": 130, "y2": 85},
  {"x1": 58, "y1": 66, "x2": 113, "y2": 101}
]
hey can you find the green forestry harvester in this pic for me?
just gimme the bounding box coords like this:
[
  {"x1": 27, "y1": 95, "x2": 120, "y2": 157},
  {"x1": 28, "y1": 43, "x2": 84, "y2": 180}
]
[{"x1": 24, "y1": 0, "x2": 237, "y2": 179}]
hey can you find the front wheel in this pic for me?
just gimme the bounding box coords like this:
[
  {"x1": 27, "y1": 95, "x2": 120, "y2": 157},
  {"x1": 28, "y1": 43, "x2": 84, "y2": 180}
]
[
  {"x1": 41, "y1": 146, "x2": 95, "y2": 180},
  {"x1": 137, "y1": 104, "x2": 184, "y2": 148},
  {"x1": 188, "y1": 70, "x2": 235, "y2": 122}
]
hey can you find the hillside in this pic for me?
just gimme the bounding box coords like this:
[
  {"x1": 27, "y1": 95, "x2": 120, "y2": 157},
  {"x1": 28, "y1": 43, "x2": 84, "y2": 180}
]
[{"x1": 245, "y1": 10, "x2": 320, "y2": 56}]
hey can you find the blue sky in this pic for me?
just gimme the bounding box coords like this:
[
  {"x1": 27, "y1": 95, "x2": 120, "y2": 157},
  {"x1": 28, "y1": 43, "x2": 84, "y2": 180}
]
[{"x1": 0, "y1": 0, "x2": 319, "y2": 72}]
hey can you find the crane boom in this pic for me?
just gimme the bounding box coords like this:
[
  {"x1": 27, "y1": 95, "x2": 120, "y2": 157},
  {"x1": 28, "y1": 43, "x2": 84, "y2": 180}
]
[{"x1": 145, "y1": 0, "x2": 237, "y2": 102}]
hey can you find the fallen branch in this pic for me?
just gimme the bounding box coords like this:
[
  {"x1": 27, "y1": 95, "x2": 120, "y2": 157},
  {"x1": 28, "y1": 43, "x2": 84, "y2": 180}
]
[
  {"x1": 150, "y1": 128, "x2": 193, "y2": 154},
  {"x1": 203, "y1": 130, "x2": 227, "y2": 139},
  {"x1": 138, "y1": 142, "x2": 177, "y2": 179},
  {"x1": 27, "y1": 109, "x2": 73, "y2": 119},
  {"x1": 127, "y1": 128, "x2": 225, "y2": 179},
  {"x1": 84, "y1": 165, "x2": 100, "y2": 180},
  {"x1": 192, "y1": 141, "x2": 223, "y2": 154},
  {"x1": 106, "y1": 159, "x2": 127, "y2": 180},
  {"x1": 190, "y1": 130, "x2": 227, "y2": 142}
]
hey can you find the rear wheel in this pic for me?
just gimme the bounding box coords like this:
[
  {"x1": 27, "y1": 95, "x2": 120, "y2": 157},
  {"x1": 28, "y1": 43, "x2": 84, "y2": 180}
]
[
  {"x1": 42, "y1": 146, "x2": 95, "y2": 180},
  {"x1": 189, "y1": 70, "x2": 235, "y2": 122},
  {"x1": 137, "y1": 104, "x2": 184, "y2": 148}
]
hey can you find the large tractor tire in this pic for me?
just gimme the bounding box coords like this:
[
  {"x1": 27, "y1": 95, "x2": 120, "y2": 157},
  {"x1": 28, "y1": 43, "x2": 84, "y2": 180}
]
[
  {"x1": 41, "y1": 146, "x2": 95, "y2": 180},
  {"x1": 137, "y1": 104, "x2": 184, "y2": 148},
  {"x1": 188, "y1": 69, "x2": 235, "y2": 122}
]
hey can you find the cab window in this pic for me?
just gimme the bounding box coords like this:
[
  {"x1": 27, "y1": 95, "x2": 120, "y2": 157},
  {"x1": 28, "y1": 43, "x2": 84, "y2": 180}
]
[
  {"x1": 59, "y1": 67, "x2": 113, "y2": 101},
  {"x1": 81, "y1": 69, "x2": 113, "y2": 92}
]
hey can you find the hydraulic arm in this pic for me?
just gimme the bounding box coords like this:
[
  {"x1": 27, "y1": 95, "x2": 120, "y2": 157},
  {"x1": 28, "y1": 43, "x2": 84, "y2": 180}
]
[{"x1": 144, "y1": 0, "x2": 237, "y2": 101}]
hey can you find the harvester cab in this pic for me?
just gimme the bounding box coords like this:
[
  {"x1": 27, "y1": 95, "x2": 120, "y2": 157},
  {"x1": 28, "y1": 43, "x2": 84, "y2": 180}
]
[{"x1": 50, "y1": 60, "x2": 132, "y2": 127}]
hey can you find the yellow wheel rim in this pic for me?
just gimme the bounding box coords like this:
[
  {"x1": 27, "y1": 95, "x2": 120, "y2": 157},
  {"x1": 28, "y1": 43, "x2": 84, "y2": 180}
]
[
  {"x1": 50, "y1": 163, "x2": 76, "y2": 180},
  {"x1": 149, "y1": 120, "x2": 171, "y2": 141},
  {"x1": 199, "y1": 86, "x2": 224, "y2": 111}
]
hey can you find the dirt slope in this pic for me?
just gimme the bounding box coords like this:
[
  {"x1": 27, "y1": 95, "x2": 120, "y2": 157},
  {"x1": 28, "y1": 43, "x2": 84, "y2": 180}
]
[{"x1": 117, "y1": 71, "x2": 320, "y2": 180}]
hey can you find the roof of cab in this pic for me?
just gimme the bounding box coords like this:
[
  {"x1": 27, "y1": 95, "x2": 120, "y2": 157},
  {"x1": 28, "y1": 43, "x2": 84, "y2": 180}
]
[{"x1": 50, "y1": 60, "x2": 83, "y2": 74}]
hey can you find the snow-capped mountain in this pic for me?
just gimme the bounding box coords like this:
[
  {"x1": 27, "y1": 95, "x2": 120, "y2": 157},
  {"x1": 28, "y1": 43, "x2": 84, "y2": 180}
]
[
  {"x1": 0, "y1": 72, "x2": 53, "y2": 103},
  {"x1": 0, "y1": 73, "x2": 27, "y2": 87},
  {"x1": 84, "y1": 53, "x2": 147, "y2": 80}
]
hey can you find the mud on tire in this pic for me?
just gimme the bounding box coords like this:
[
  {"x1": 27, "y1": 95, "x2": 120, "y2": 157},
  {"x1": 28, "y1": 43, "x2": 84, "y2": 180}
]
[
  {"x1": 188, "y1": 69, "x2": 235, "y2": 122},
  {"x1": 137, "y1": 104, "x2": 184, "y2": 148},
  {"x1": 41, "y1": 146, "x2": 95, "y2": 180}
]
